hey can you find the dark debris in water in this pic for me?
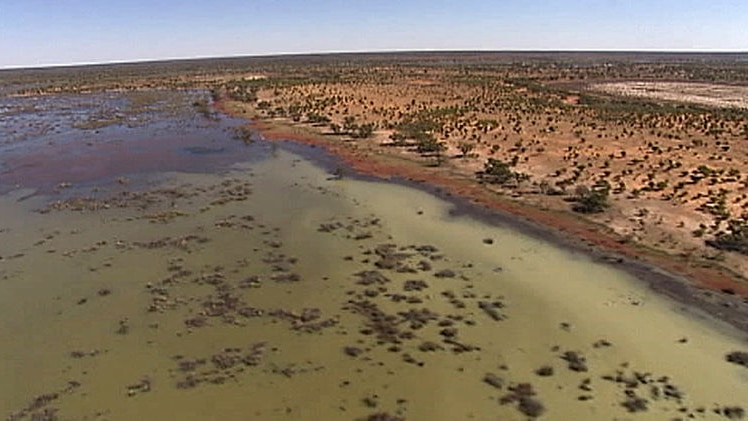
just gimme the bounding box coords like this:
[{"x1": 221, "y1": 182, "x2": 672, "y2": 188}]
[
  {"x1": 126, "y1": 377, "x2": 152, "y2": 397},
  {"x1": 483, "y1": 372, "x2": 505, "y2": 389},
  {"x1": 726, "y1": 351, "x2": 748, "y2": 368},
  {"x1": 560, "y1": 350, "x2": 588, "y2": 372},
  {"x1": 7, "y1": 381, "x2": 81, "y2": 421},
  {"x1": 498, "y1": 382, "x2": 546, "y2": 418},
  {"x1": 8, "y1": 162, "x2": 748, "y2": 421},
  {"x1": 171, "y1": 343, "x2": 267, "y2": 390},
  {"x1": 133, "y1": 234, "x2": 210, "y2": 251},
  {"x1": 365, "y1": 413, "x2": 405, "y2": 421}
]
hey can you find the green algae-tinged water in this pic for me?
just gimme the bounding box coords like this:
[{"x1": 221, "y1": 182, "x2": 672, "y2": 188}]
[
  {"x1": 2, "y1": 95, "x2": 748, "y2": 420},
  {"x1": 2, "y1": 149, "x2": 748, "y2": 421}
]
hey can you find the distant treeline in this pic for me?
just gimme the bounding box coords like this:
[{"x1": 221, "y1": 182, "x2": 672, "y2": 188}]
[{"x1": 4, "y1": 51, "x2": 748, "y2": 93}]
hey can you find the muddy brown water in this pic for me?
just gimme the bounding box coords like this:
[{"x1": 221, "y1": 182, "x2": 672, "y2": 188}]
[{"x1": 1, "y1": 92, "x2": 747, "y2": 420}]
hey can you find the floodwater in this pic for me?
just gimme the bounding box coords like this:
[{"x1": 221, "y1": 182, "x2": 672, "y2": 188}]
[{"x1": 1, "y1": 91, "x2": 747, "y2": 420}]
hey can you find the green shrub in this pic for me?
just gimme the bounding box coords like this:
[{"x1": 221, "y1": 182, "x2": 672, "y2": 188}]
[
  {"x1": 707, "y1": 218, "x2": 748, "y2": 255},
  {"x1": 573, "y1": 182, "x2": 610, "y2": 214},
  {"x1": 478, "y1": 158, "x2": 528, "y2": 185}
]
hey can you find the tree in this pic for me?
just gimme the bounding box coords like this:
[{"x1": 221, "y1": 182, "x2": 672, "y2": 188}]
[
  {"x1": 415, "y1": 138, "x2": 447, "y2": 166},
  {"x1": 458, "y1": 142, "x2": 475, "y2": 158},
  {"x1": 307, "y1": 113, "x2": 330, "y2": 125},
  {"x1": 342, "y1": 116, "x2": 357, "y2": 133},
  {"x1": 416, "y1": 138, "x2": 446, "y2": 155},
  {"x1": 393, "y1": 118, "x2": 440, "y2": 143},
  {"x1": 572, "y1": 181, "x2": 610, "y2": 213},
  {"x1": 479, "y1": 158, "x2": 524, "y2": 185},
  {"x1": 706, "y1": 217, "x2": 748, "y2": 255},
  {"x1": 354, "y1": 123, "x2": 375, "y2": 139}
]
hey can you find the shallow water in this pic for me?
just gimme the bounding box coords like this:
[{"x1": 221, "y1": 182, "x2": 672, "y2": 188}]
[{"x1": 1, "y1": 92, "x2": 748, "y2": 420}]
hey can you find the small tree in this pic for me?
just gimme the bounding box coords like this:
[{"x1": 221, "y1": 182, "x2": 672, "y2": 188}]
[
  {"x1": 480, "y1": 158, "x2": 517, "y2": 185},
  {"x1": 342, "y1": 116, "x2": 357, "y2": 133},
  {"x1": 416, "y1": 138, "x2": 446, "y2": 155},
  {"x1": 458, "y1": 141, "x2": 475, "y2": 158},
  {"x1": 706, "y1": 217, "x2": 748, "y2": 255},
  {"x1": 572, "y1": 181, "x2": 610, "y2": 213},
  {"x1": 354, "y1": 123, "x2": 375, "y2": 139},
  {"x1": 416, "y1": 138, "x2": 447, "y2": 166},
  {"x1": 307, "y1": 113, "x2": 330, "y2": 125}
]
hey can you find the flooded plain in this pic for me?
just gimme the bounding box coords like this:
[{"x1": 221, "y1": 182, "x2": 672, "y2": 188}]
[{"x1": 1, "y1": 91, "x2": 748, "y2": 420}]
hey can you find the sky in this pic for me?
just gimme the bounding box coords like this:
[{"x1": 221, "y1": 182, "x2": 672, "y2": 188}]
[{"x1": 1, "y1": 0, "x2": 747, "y2": 69}]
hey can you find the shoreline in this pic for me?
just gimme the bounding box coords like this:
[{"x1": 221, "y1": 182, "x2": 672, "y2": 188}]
[{"x1": 218, "y1": 98, "x2": 748, "y2": 335}]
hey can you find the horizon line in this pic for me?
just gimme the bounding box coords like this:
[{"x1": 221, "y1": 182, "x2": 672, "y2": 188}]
[{"x1": 3, "y1": 48, "x2": 748, "y2": 71}]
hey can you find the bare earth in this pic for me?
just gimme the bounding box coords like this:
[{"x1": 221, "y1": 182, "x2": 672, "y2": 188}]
[{"x1": 592, "y1": 81, "x2": 748, "y2": 109}]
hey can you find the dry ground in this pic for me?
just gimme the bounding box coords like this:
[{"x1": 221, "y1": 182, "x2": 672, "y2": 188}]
[
  {"x1": 592, "y1": 81, "x2": 748, "y2": 110},
  {"x1": 224, "y1": 67, "x2": 748, "y2": 278}
]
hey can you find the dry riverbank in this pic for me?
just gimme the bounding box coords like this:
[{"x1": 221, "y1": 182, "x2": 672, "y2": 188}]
[{"x1": 219, "y1": 98, "x2": 748, "y2": 335}]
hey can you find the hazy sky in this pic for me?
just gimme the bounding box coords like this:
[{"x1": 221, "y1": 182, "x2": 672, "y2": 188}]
[{"x1": 1, "y1": 0, "x2": 746, "y2": 68}]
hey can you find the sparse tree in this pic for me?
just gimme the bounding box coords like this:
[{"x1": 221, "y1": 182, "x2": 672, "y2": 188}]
[
  {"x1": 479, "y1": 158, "x2": 528, "y2": 185},
  {"x1": 458, "y1": 141, "x2": 475, "y2": 158},
  {"x1": 706, "y1": 216, "x2": 748, "y2": 255},
  {"x1": 573, "y1": 181, "x2": 610, "y2": 213},
  {"x1": 342, "y1": 116, "x2": 357, "y2": 133}
]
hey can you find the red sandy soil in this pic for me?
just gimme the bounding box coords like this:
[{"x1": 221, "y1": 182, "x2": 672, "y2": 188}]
[{"x1": 217, "y1": 99, "x2": 748, "y2": 298}]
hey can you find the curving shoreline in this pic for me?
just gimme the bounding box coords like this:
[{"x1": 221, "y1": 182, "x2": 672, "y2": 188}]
[{"x1": 218, "y1": 98, "x2": 748, "y2": 335}]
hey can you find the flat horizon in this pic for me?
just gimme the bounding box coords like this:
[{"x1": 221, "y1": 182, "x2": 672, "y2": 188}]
[{"x1": 3, "y1": 48, "x2": 748, "y2": 72}]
